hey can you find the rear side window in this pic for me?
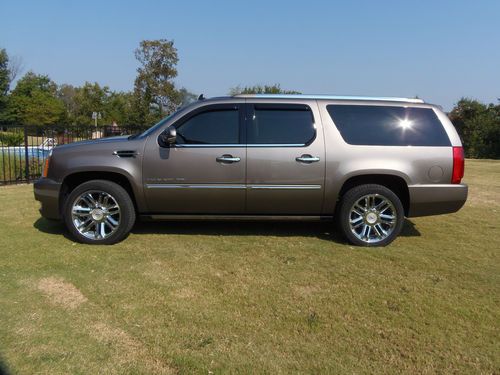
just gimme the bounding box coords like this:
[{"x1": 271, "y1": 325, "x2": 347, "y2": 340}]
[
  {"x1": 327, "y1": 105, "x2": 450, "y2": 146},
  {"x1": 248, "y1": 104, "x2": 315, "y2": 145},
  {"x1": 176, "y1": 108, "x2": 239, "y2": 144}
]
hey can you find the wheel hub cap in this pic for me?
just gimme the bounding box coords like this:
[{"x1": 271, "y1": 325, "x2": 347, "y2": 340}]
[
  {"x1": 90, "y1": 208, "x2": 105, "y2": 221},
  {"x1": 365, "y1": 211, "x2": 378, "y2": 224}
]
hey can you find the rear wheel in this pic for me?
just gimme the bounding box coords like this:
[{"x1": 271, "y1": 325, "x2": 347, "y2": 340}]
[
  {"x1": 64, "y1": 180, "x2": 135, "y2": 244},
  {"x1": 338, "y1": 184, "x2": 404, "y2": 247}
]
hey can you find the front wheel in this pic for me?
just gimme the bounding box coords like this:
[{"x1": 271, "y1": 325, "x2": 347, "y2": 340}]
[
  {"x1": 338, "y1": 184, "x2": 404, "y2": 247},
  {"x1": 64, "y1": 180, "x2": 136, "y2": 245}
]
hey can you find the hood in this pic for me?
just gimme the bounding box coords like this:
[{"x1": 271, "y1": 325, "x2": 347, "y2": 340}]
[{"x1": 54, "y1": 135, "x2": 131, "y2": 151}]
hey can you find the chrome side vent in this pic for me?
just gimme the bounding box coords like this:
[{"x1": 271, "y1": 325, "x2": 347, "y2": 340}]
[{"x1": 113, "y1": 150, "x2": 138, "y2": 158}]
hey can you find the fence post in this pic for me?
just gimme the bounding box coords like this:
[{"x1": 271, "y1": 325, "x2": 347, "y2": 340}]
[{"x1": 23, "y1": 125, "x2": 30, "y2": 182}]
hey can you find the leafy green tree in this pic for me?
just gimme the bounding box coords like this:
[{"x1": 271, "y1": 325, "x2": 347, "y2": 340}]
[
  {"x1": 71, "y1": 82, "x2": 111, "y2": 125},
  {"x1": 6, "y1": 72, "x2": 65, "y2": 125},
  {"x1": 229, "y1": 84, "x2": 301, "y2": 95},
  {"x1": 105, "y1": 91, "x2": 134, "y2": 126},
  {"x1": 0, "y1": 49, "x2": 10, "y2": 119},
  {"x1": 131, "y1": 39, "x2": 181, "y2": 125},
  {"x1": 449, "y1": 98, "x2": 500, "y2": 159},
  {"x1": 57, "y1": 84, "x2": 78, "y2": 123},
  {"x1": 58, "y1": 83, "x2": 133, "y2": 126}
]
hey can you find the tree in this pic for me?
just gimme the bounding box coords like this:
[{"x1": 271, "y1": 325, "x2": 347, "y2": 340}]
[
  {"x1": 449, "y1": 98, "x2": 500, "y2": 159},
  {"x1": 57, "y1": 84, "x2": 78, "y2": 123},
  {"x1": 178, "y1": 87, "x2": 198, "y2": 106},
  {"x1": 6, "y1": 72, "x2": 65, "y2": 125},
  {"x1": 229, "y1": 84, "x2": 301, "y2": 95},
  {"x1": 72, "y1": 82, "x2": 111, "y2": 125},
  {"x1": 0, "y1": 49, "x2": 10, "y2": 119},
  {"x1": 105, "y1": 91, "x2": 134, "y2": 126},
  {"x1": 58, "y1": 82, "x2": 134, "y2": 126},
  {"x1": 131, "y1": 39, "x2": 181, "y2": 125}
]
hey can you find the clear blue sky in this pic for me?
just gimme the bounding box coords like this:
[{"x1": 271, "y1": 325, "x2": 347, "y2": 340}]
[{"x1": 1, "y1": 0, "x2": 499, "y2": 110}]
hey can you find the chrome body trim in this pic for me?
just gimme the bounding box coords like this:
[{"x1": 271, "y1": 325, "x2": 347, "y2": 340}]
[
  {"x1": 146, "y1": 184, "x2": 322, "y2": 190},
  {"x1": 248, "y1": 144, "x2": 306, "y2": 147},
  {"x1": 174, "y1": 144, "x2": 306, "y2": 148},
  {"x1": 112, "y1": 150, "x2": 139, "y2": 157},
  {"x1": 146, "y1": 184, "x2": 246, "y2": 189},
  {"x1": 247, "y1": 185, "x2": 322, "y2": 190}
]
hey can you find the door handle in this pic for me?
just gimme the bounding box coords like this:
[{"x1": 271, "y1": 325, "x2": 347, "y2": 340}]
[
  {"x1": 216, "y1": 155, "x2": 241, "y2": 163},
  {"x1": 296, "y1": 154, "x2": 320, "y2": 163}
]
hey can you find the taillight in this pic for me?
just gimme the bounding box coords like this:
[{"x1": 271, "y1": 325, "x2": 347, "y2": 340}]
[{"x1": 451, "y1": 146, "x2": 464, "y2": 184}]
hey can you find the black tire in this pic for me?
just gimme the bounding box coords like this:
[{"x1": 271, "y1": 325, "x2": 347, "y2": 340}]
[
  {"x1": 63, "y1": 180, "x2": 136, "y2": 245},
  {"x1": 337, "y1": 184, "x2": 404, "y2": 247}
]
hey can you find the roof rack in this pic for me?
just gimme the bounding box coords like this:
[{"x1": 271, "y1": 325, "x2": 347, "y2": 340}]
[{"x1": 233, "y1": 94, "x2": 425, "y2": 104}]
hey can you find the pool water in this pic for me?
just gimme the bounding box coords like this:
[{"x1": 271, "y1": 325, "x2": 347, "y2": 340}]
[{"x1": 0, "y1": 146, "x2": 51, "y2": 159}]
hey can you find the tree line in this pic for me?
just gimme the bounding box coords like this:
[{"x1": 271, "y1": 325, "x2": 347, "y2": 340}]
[
  {"x1": 0, "y1": 40, "x2": 200, "y2": 128},
  {"x1": 0, "y1": 40, "x2": 498, "y2": 158},
  {"x1": 0, "y1": 40, "x2": 293, "y2": 128}
]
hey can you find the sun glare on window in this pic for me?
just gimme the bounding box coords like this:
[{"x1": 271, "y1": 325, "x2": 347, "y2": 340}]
[{"x1": 399, "y1": 119, "x2": 413, "y2": 129}]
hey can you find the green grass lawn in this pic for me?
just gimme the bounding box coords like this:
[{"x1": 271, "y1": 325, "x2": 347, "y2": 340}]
[{"x1": 0, "y1": 160, "x2": 499, "y2": 374}]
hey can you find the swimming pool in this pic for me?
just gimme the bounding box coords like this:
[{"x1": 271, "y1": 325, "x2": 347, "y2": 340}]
[{"x1": 0, "y1": 146, "x2": 51, "y2": 159}]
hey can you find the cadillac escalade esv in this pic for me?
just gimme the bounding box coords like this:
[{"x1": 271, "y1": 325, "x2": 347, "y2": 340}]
[{"x1": 34, "y1": 94, "x2": 467, "y2": 246}]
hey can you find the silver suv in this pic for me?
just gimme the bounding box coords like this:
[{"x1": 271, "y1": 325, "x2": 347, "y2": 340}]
[{"x1": 34, "y1": 94, "x2": 467, "y2": 246}]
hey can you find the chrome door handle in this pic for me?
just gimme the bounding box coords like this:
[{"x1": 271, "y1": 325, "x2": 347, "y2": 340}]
[
  {"x1": 296, "y1": 154, "x2": 320, "y2": 163},
  {"x1": 216, "y1": 155, "x2": 241, "y2": 163}
]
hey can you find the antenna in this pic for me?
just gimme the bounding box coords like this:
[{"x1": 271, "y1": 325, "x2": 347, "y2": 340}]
[{"x1": 198, "y1": 94, "x2": 205, "y2": 101}]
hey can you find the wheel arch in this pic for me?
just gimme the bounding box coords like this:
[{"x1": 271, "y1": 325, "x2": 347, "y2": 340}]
[
  {"x1": 60, "y1": 171, "x2": 138, "y2": 216},
  {"x1": 337, "y1": 174, "x2": 410, "y2": 216}
]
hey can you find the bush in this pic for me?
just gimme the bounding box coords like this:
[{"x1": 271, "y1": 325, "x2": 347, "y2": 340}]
[
  {"x1": 449, "y1": 99, "x2": 500, "y2": 159},
  {"x1": 0, "y1": 132, "x2": 24, "y2": 146}
]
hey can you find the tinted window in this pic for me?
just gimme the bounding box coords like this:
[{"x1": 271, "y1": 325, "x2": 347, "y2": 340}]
[
  {"x1": 248, "y1": 104, "x2": 315, "y2": 145},
  {"x1": 327, "y1": 105, "x2": 450, "y2": 146},
  {"x1": 176, "y1": 108, "x2": 239, "y2": 144}
]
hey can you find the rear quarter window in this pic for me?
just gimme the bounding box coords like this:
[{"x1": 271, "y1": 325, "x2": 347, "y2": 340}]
[{"x1": 327, "y1": 105, "x2": 450, "y2": 146}]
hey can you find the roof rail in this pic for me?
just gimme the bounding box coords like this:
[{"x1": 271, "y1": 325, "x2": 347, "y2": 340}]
[{"x1": 233, "y1": 94, "x2": 425, "y2": 104}]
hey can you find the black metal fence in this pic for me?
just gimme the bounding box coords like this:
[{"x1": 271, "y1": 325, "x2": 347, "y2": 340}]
[{"x1": 0, "y1": 124, "x2": 148, "y2": 185}]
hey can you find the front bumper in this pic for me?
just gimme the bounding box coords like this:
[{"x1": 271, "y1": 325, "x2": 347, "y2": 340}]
[
  {"x1": 34, "y1": 178, "x2": 62, "y2": 220},
  {"x1": 408, "y1": 184, "x2": 468, "y2": 217}
]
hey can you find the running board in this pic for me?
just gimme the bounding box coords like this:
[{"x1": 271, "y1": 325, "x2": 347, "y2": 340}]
[{"x1": 140, "y1": 214, "x2": 334, "y2": 222}]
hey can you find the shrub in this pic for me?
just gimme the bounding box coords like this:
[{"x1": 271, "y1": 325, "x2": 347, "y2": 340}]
[{"x1": 0, "y1": 132, "x2": 24, "y2": 146}]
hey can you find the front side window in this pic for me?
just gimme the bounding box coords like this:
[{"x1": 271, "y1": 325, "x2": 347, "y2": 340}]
[
  {"x1": 247, "y1": 104, "x2": 315, "y2": 145},
  {"x1": 176, "y1": 107, "x2": 239, "y2": 145},
  {"x1": 327, "y1": 105, "x2": 450, "y2": 146}
]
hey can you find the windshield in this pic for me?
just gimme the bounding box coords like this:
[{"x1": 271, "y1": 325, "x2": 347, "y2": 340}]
[{"x1": 132, "y1": 102, "x2": 197, "y2": 139}]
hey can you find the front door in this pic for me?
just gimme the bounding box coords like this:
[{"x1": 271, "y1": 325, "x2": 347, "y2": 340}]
[
  {"x1": 245, "y1": 101, "x2": 325, "y2": 214},
  {"x1": 143, "y1": 103, "x2": 246, "y2": 214}
]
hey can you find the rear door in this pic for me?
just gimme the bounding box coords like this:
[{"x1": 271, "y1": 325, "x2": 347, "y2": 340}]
[
  {"x1": 245, "y1": 101, "x2": 326, "y2": 214},
  {"x1": 142, "y1": 103, "x2": 246, "y2": 214}
]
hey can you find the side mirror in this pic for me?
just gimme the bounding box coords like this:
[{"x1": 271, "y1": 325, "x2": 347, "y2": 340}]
[{"x1": 158, "y1": 125, "x2": 176, "y2": 147}]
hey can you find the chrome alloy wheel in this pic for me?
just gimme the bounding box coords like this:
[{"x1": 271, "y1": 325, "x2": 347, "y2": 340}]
[
  {"x1": 71, "y1": 190, "x2": 121, "y2": 240},
  {"x1": 348, "y1": 194, "x2": 397, "y2": 244}
]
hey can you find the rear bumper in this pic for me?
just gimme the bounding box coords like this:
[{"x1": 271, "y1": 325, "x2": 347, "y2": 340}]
[
  {"x1": 408, "y1": 184, "x2": 468, "y2": 217},
  {"x1": 34, "y1": 178, "x2": 62, "y2": 220}
]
